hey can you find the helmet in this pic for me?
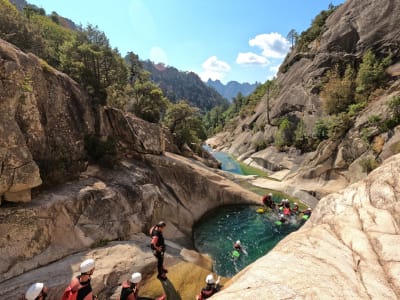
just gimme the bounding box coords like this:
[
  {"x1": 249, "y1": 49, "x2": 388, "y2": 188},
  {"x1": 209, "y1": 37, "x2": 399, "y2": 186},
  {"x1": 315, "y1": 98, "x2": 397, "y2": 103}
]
[
  {"x1": 280, "y1": 214, "x2": 284, "y2": 218},
  {"x1": 157, "y1": 221, "x2": 166, "y2": 227},
  {"x1": 307, "y1": 207, "x2": 312, "y2": 210},
  {"x1": 130, "y1": 272, "x2": 142, "y2": 283},
  {"x1": 80, "y1": 258, "x2": 95, "y2": 273},
  {"x1": 235, "y1": 240, "x2": 241, "y2": 245},
  {"x1": 25, "y1": 282, "x2": 44, "y2": 300},
  {"x1": 294, "y1": 202, "x2": 298, "y2": 205},
  {"x1": 268, "y1": 193, "x2": 272, "y2": 196},
  {"x1": 205, "y1": 274, "x2": 215, "y2": 284}
]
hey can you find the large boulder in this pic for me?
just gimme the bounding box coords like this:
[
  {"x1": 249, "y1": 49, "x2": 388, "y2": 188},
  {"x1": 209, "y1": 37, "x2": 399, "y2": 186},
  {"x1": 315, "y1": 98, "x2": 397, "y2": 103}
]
[{"x1": 0, "y1": 39, "x2": 95, "y2": 201}]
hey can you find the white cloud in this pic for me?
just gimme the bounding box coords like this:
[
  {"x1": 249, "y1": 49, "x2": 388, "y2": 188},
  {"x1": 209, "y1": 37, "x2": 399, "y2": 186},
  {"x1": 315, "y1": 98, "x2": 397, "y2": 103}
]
[
  {"x1": 200, "y1": 56, "x2": 231, "y2": 81},
  {"x1": 236, "y1": 52, "x2": 269, "y2": 65},
  {"x1": 249, "y1": 32, "x2": 290, "y2": 58}
]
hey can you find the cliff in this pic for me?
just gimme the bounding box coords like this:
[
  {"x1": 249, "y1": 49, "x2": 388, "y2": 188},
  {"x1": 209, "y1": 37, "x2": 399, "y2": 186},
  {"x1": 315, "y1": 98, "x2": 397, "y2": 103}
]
[{"x1": 208, "y1": 0, "x2": 400, "y2": 198}]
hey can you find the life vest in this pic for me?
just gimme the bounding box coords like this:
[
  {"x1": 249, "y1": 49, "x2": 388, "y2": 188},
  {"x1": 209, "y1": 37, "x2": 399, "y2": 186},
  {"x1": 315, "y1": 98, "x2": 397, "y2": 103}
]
[
  {"x1": 150, "y1": 226, "x2": 165, "y2": 251},
  {"x1": 200, "y1": 286, "x2": 217, "y2": 299},
  {"x1": 120, "y1": 284, "x2": 138, "y2": 300},
  {"x1": 61, "y1": 277, "x2": 91, "y2": 300},
  {"x1": 283, "y1": 207, "x2": 291, "y2": 215}
]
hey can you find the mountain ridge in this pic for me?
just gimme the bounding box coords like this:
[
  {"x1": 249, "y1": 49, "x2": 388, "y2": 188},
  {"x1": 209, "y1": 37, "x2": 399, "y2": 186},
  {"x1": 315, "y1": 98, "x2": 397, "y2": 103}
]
[
  {"x1": 206, "y1": 79, "x2": 259, "y2": 101},
  {"x1": 142, "y1": 60, "x2": 228, "y2": 112}
]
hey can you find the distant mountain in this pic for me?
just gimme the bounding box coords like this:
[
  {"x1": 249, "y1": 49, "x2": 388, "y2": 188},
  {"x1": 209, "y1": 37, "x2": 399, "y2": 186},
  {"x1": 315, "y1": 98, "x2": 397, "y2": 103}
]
[
  {"x1": 142, "y1": 60, "x2": 228, "y2": 112},
  {"x1": 206, "y1": 79, "x2": 259, "y2": 101}
]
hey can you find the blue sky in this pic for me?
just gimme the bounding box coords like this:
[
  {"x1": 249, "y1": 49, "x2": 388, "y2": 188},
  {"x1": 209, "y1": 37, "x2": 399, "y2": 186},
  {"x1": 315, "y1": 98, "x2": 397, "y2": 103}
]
[{"x1": 28, "y1": 0, "x2": 344, "y2": 84}]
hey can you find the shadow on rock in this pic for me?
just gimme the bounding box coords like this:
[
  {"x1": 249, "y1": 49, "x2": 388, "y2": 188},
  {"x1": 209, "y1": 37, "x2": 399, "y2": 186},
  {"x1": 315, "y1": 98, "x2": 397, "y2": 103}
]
[{"x1": 159, "y1": 278, "x2": 182, "y2": 300}]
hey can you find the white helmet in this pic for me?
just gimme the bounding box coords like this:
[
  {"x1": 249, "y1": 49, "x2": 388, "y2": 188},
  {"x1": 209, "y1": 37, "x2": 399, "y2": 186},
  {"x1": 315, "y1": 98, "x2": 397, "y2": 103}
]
[
  {"x1": 268, "y1": 193, "x2": 272, "y2": 196},
  {"x1": 294, "y1": 202, "x2": 298, "y2": 205},
  {"x1": 130, "y1": 272, "x2": 142, "y2": 283},
  {"x1": 25, "y1": 282, "x2": 44, "y2": 300},
  {"x1": 235, "y1": 240, "x2": 241, "y2": 245},
  {"x1": 206, "y1": 274, "x2": 215, "y2": 284},
  {"x1": 280, "y1": 214, "x2": 285, "y2": 218},
  {"x1": 80, "y1": 258, "x2": 95, "y2": 273}
]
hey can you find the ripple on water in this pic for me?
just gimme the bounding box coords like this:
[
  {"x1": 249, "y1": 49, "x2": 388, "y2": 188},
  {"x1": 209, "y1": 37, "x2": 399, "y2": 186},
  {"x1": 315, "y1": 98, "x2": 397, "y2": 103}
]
[{"x1": 193, "y1": 205, "x2": 303, "y2": 277}]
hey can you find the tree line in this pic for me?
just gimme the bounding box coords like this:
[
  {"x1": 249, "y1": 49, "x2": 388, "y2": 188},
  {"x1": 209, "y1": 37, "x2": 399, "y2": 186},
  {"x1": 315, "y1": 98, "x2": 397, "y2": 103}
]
[{"x1": 0, "y1": 0, "x2": 207, "y2": 155}]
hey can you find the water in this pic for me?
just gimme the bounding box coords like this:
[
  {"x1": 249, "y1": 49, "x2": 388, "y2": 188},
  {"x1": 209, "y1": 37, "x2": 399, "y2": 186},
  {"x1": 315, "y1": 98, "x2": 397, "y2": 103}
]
[
  {"x1": 193, "y1": 205, "x2": 303, "y2": 277},
  {"x1": 203, "y1": 145, "x2": 243, "y2": 175}
]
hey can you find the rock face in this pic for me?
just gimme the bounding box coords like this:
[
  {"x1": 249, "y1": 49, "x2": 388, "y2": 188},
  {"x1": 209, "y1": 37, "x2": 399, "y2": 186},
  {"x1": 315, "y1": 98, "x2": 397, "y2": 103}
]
[
  {"x1": 212, "y1": 153, "x2": 400, "y2": 299},
  {"x1": 0, "y1": 153, "x2": 259, "y2": 285},
  {"x1": 208, "y1": 0, "x2": 400, "y2": 197},
  {"x1": 0, "y1": 39, "x2": 95, "y2": 202}
]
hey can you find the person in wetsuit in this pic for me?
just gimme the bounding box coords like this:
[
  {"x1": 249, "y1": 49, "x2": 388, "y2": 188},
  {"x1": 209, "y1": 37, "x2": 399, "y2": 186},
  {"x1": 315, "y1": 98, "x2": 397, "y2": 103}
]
[
  {"x1": 150, "y1": 221, "x2": 168, "y2": 281},
  {"x1": 195, "y1": 274, "x2": 221, "y2": 300}
]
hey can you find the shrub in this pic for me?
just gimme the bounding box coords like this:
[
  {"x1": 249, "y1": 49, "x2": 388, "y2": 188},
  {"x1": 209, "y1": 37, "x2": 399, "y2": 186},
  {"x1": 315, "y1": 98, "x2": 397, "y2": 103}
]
[
  {"x1": 253, "y1": 140, "x2": 268, "y2": 152},
  {"x1": 359, "y1": 157, "x2": 379, "y2": 174},
  {"x1": 356, "y1": 50, "x2": 391, "y2": 97},
  {"x1": 313, "y1": 119, "x2": 329, "y2": 141},
  {"x1": 327, "y1": 113, "x2": 353, "y2": 139},
  {"x1": 274, "y1": 118, "x2": 293, "y2": 149},
  {"x1": 320, "y1": 65, "x2": 356, "y2": 115}
]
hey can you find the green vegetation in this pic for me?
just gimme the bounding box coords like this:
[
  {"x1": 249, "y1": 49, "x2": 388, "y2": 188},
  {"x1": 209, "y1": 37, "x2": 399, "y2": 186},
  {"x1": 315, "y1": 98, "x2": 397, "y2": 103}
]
[
  {"x1": 321, "y1": 64, "x2": 356, "y2": 115},
  {"x1": 141, "y1": 60, "x2": 228, "y2": 112},
  {"x1": 274, "y1": 118, "x2": 294, "y2": 150},
  {"x1": 163, "y1": 100, "x2": 206, "y2": 148},
  {"x1": 0, "y1": 0, "x2": 209, "y2": 154},
  {"x1": 296, "y1": 4, "x2": 337, "y2": 52},
  {"x1": 359, "y1": 157, "x2": 379, "y2": 174},
  {"x1": 204, "y1": 80, "x2": 277, "y2": 137},
  {"x1": 356, "y1": 50, "x2": 391, "y2": 98},
  {"x1": 237, "y1": 161, "x2": 271, "y2": 178}
]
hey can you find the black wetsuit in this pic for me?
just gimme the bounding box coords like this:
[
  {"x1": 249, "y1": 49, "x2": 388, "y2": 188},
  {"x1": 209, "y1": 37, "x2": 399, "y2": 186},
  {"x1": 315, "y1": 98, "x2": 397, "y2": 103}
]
[{"x1": 151, "y1": 226, "x2": 166, "y2": 277}]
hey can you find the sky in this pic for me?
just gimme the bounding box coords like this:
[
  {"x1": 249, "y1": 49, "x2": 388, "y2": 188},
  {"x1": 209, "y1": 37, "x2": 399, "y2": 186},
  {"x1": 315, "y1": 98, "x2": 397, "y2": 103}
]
[{"x1": 27, "y1": 0, "x2": 345, "y2": 84}]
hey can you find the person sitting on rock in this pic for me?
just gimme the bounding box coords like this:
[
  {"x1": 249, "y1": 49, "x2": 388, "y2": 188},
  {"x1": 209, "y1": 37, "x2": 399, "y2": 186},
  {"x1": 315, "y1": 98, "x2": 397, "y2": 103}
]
[
  {"x1": 24, "y1": 282, "x2": 48, "y2": 300},
  {"x1": 195, "y1": 274, "x2": 221, "y2": 300},
  {"x1": 120, "y1": 272, "x2": 165, "y2": 300}
]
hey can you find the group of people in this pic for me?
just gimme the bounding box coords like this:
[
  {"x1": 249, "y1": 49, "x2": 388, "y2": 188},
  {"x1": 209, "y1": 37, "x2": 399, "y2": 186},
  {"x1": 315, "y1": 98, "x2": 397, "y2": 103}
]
[
  {"x1": 23, "y1": 258, "x2": 95, "y2": 300},
  {"x1": 262, "y1": 193, "x2": 313, "y2": 224},
  {"x1": 23, "y1": 258, "x2": 165, "y2": 300},
  {"x1": 22, "y1": 220, "x2": 221, "y2": 300},
  {"x1": 22, "y1": 221, "x2": 169, "y2": 300}
]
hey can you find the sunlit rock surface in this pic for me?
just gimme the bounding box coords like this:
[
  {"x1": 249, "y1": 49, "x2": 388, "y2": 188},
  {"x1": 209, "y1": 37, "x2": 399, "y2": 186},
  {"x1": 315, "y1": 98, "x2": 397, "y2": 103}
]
[{"x1": 212, "y1": 154, "x2": 400, "y2": 299}]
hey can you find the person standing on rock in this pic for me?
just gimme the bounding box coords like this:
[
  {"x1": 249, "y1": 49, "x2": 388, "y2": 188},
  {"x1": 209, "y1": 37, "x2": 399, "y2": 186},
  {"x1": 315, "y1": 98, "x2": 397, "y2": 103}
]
[
  {"x1": 24, "y1": 282, "x2": 48, "y2": 300},
  {"x1": 150, "y1": 221, "x2": 168, "y2": 281},
  {"x1": 62, "y1": 258, "x2": 96, "y2": 300},
  {"x1": 119, "y1": 272, "x2": 166, "y2": 300}
]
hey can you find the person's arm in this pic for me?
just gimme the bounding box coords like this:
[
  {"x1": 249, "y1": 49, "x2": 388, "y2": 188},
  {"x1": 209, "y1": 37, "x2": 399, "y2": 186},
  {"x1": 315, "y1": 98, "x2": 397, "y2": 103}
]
[{"x1": 151, "y1": 235, "x2": 161, "y2": 251}]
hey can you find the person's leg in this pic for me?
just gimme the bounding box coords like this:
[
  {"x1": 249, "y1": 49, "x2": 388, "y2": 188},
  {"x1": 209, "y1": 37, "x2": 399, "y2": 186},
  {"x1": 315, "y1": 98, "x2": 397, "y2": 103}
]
[{"x1": 156, "y1": 252, "x2": 167, "y2": 279}]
